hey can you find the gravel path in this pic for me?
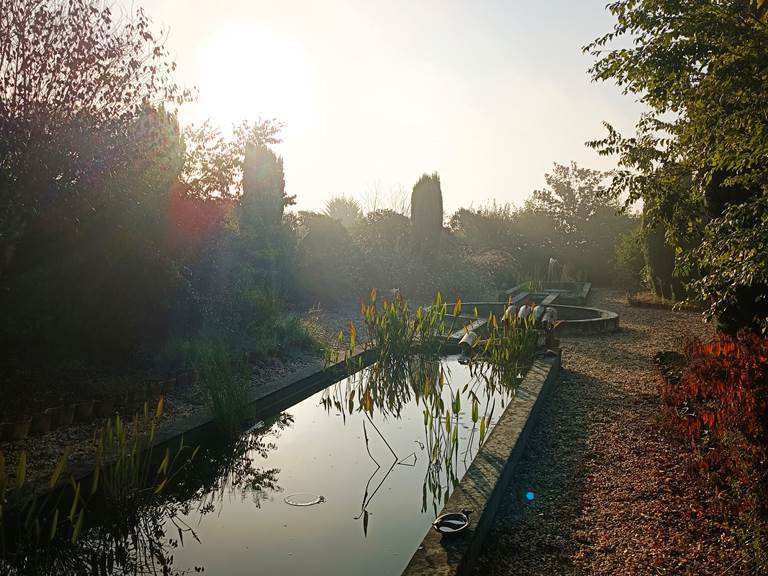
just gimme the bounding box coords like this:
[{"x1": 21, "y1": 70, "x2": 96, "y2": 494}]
[{"x1": 474, "y1": 288, "x2": 747, "y2": 576}]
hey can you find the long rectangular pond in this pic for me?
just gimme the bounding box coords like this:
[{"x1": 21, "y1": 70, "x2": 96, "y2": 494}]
[
  {"x1": 1, "y1": 354, "x2": 526, "y2": 575},
  {"x1": 168, "y1": 355, "x2": 518, "y2": 576}
]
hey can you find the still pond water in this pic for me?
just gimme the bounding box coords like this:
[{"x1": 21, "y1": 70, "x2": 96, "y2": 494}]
[{"x1": 167, "y1": 355, "x2": 514, "y2": 575}]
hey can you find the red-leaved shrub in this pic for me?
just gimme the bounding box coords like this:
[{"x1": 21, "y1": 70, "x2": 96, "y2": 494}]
[{"x1": 661, "y1": 331, "x2": 768, "y2": 527}]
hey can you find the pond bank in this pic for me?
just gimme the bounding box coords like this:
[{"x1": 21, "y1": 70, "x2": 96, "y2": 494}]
[{"x1": 0, "y1": 302, "x2": 363, "y2": 491}]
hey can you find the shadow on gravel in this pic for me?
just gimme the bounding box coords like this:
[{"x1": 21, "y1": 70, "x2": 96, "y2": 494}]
[{"x1": 473, "y1": 367, "x2": 630, "y2": 576}]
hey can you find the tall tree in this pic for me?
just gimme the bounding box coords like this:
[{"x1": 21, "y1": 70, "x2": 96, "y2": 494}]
[
  {"x1": 241, "y1": 143, "x2": 292, "y2": 228},
  {"x1": 410, "y1": 173, "x2": 443, "y2": 256},
  {"x1": 585, "y1": 0, "x2": 768, "y2": 331},
  {"x1": 528, "y1": 162, "x2": 614, "y2": 238},
  {"x1": 0, "y1": 0, "x2": 190, "y2": 276}
]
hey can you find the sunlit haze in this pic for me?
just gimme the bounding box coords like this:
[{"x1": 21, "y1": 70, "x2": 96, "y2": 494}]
[{"x1": 128, "y1": 0, "x2": 644, "y2": 213}]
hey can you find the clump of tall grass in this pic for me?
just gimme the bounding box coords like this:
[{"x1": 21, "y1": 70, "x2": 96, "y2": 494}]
[{"x1": 194, "y1": 342, "x2": 252, "y2": 435}]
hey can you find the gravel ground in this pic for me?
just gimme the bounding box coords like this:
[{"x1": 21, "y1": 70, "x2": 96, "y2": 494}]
[{"x1": 474, "y1": 288, "x2": 748, "y2": 576}]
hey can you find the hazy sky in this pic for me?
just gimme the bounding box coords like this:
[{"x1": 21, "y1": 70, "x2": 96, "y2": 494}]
[{"x1": 131, "y1": 0, "x2": 644, "y2": 214}]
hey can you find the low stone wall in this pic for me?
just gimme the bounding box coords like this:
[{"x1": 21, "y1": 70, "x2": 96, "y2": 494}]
[
  {"x1": 552, "y1": 305, "x2": 619, "y2": 337},
  {"x1": 403, "y1": 352, "x2": 561, "y2": 576}
]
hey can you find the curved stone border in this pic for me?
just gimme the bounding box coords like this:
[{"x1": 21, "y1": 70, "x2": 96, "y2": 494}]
[
  {"x1": 551, "y1": 305, "x2": 619, "y2": 337},
  {"x1": 444, "y1": 302, "x2": 620, "y2": 338},
  {"x1": 403, "y1": 351, "x2": 561, "y2": 576}
]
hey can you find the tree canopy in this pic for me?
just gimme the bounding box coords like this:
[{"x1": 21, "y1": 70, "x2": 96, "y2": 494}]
[{"x1": 585, "y1": 0, "x2": 768, "y2": 330}]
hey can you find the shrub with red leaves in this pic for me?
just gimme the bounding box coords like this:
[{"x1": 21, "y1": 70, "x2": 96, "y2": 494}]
[{"x1": 661, "y1": 331, "x2": 768, "y2": 534}]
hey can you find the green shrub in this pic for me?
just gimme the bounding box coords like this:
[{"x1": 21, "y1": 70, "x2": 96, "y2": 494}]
[
  {"x1": 293, "y1": 212, "x2": 363, "y2": 305},
  {"x1": 324, "y1": 196, "x2": 363, "y2": 229},
  {"x1": 615, "y1": 226, "x2": 646, "y2": 291}
]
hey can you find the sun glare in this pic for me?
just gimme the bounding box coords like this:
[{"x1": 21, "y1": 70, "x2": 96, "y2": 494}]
[{"x1": 194, "y1": 26, "x2": 312, "y2": 130}]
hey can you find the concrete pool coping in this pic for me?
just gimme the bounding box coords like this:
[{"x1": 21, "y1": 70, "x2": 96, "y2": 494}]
[{"x1": 403, "y1": 351, "x2": 561, "y2": 576}]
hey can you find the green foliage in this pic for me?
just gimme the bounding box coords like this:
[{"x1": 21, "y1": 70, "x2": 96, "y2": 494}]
[
  {"x1": 93, "y1": 397, "x2": 189, "y2": 508},
  {"x1": 1, "y1": 400, "x2": 197, "y2": 573},
  {"x1": 449, "y1": 203, "x2": 518, "y2": 252},
  {"x1": 585, "y1": 1, "x2": 768, "y2": 192},
  {"x1": 242, "y1": 142, "x2": 293, "y2": 228},
  {"x1": 410, "y1": 173, "x2": 444, "y2": 256},
  {"x1": 2, "y1": 105, "x2": 186, "y2": 366},
  {"x1": 361, "y1": 290, "x2": 452, "y2": 360},
  {"x1": 353, "y1": 209, "x2": 415, "y2": 289},
  {"x1": 643, "y1": 216, "x2": 681, "y2": 300},
  {"x1": 469, "y1": 311, "x2": 538, "y2": 389},
  {"x1": 163, "y1": 124, "x2": 316, "y2": 368},
  {"x1": 293, "y1": 212, "x2": 363, "y2": 304},
  {"x1": 324, "y1": 196, "x2": 364, "y2": 229},
  {"x1": 529, "y1": 162, "x2": 613, "y2": 235},
  {"x1": 449, "y1": 165, "x2": 636, "y2": 287},
  {"x1": 585, "y1": 0, "x2": 768, "y2": 329},
  {"x1": 614, "y1": 225, "x2": 646, "y2": 292},
  {"x1": 681, "y1": 195, "x2": 768, "y2": 332},
  {"x1": 0, "y1": 0, "x2": 190, "y2": 278},
  {"x1": 195, "y1": 343, "x2": 252, "y2": 435}
]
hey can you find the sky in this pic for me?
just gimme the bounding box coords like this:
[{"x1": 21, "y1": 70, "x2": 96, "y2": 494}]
[{"x1": 129, "y1": 0, "x2": 644, "y2": 214}]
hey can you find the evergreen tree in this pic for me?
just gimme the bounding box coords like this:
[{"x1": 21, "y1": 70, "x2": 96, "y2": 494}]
[
  {"x1": 241, "y1": 143, "x2": 290, "y2": 228},
  {"x1": 410, "y1": 173, "x2": 443, "y2": 256}
]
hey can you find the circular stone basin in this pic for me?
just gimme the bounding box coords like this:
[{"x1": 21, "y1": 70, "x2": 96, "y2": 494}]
[{"x1": 444, "y1": 302, "x2": 619, "y2": 337}]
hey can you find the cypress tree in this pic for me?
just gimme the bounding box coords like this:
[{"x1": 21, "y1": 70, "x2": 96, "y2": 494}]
[
  {"x1": 410, "y1": 172, "x2": 443, "y2": 256},
  {"x1": 241, "y1": 143, "x2": 289, "y2": 228}
]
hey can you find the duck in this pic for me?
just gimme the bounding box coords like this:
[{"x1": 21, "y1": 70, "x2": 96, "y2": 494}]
[{"x1": 432, "y1": 509, "x2": 473, "y2": 534}]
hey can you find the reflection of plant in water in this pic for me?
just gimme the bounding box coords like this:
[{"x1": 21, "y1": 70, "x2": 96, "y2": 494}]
[
  {"x1": 325, "y1": 290, "x2": 538, "y2": 531},
  {"x1": 322, "y1": 356, "x2": 526, "y2": 530},
  {"x1": 1, "y1": 407, "x2": 291, "y2": 574},
  {"x1": 0, "y1": 398, "x2": 200, "y2": 575},
  {"x1": 189, "y1": 413, "x2": 292, "y2": 514}
]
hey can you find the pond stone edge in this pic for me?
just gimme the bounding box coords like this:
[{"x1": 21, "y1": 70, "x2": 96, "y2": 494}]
[{"x1": 402, "y1": 351, "x2": 562, "y2": 576}]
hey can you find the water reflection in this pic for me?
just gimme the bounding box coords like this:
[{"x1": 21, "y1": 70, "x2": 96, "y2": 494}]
[
  {"x1": 321, "y1": 355, "x2": 522, "y2": 533},
  {"x1": 184, "y1": 413, "x2": 292, "y2": 514},
  {"x1": 2, "y1": 357, "x2": 527, "y2": 576},
  {"x1": 0, "y1": 414, "x2": 291, "y2": 575}
]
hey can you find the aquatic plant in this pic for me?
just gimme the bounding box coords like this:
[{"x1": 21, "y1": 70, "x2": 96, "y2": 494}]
[
  {"x1": 94, "y1": 397, "x2": 197, "y2": 508},
  {"x1": 0, "y1": 398, "x2": 199, "y2": 574},
  {"x1": 469, "y1": 309, "x2": 538, "y2": 391}
]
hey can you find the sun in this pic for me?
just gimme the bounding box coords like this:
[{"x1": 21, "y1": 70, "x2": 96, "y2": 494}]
[{"x1": 194, "y1": 26, "x2": 312, "y2": 130}]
